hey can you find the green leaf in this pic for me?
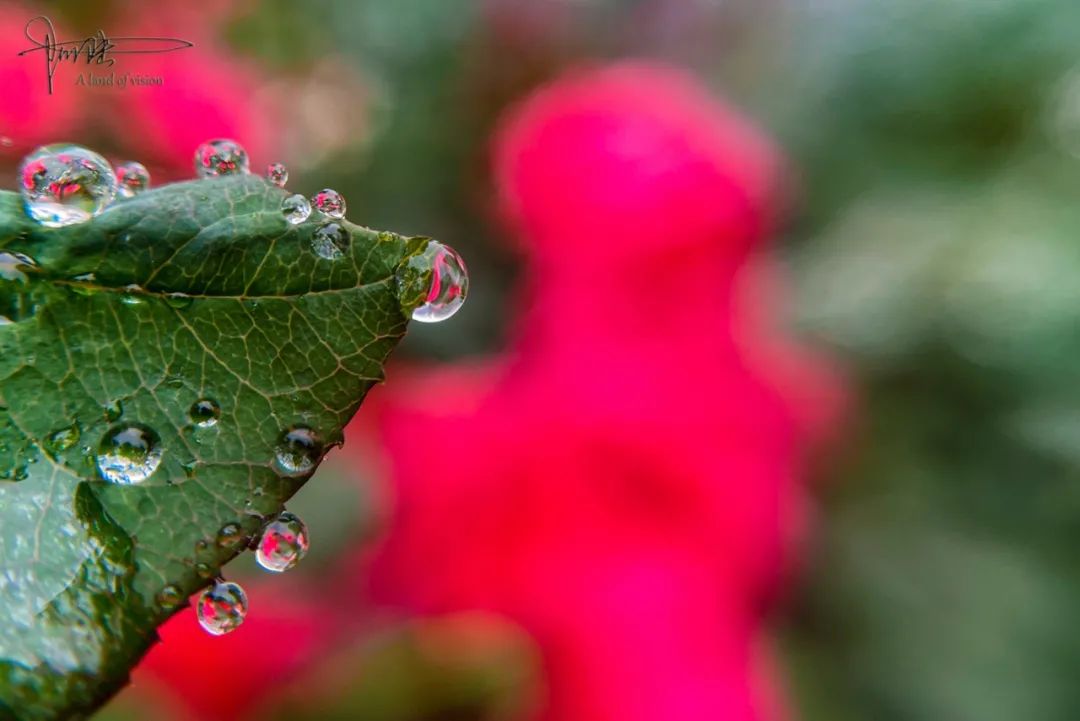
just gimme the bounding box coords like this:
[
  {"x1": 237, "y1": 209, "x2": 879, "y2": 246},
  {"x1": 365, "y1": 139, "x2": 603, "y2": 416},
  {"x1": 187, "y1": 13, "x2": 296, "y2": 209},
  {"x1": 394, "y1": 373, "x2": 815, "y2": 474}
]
[{"x1": 0, "y1": 175, "x2": 430, "y2": 719}]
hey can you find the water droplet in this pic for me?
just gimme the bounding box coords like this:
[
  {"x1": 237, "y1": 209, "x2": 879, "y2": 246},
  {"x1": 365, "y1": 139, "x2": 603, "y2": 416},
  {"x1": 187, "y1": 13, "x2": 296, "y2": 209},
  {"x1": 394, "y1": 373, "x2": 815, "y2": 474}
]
[
  {"x1": 165, "y1": 292, "x2": 192, "y2": 309},
  {"x1": 310, "y1": 222, "x2": 349, "y2": 260},
  {"x1": 96, "y1": 423, "x2": 163, "y2": 484},
  {"x1": 156, "y1": 584, "x2": 182, "y2": 609},
  {"x1": 311, "y1": 189, "x2": 346, "y2": 219},
  {"x1": 0, "y1": 251, "x2": 39, "y2": 323},
  {"x1": 405, "y1": 241, "x2": 469, "y2": 323},
  {"x1": 189, "y1": 398, "x2": 220, "y2": 428},
  {"x1": 281, "y1": 194, "x2": 311, "y2": 225},
  {"x1": 115, "y1": 161, "x2": 150, "y2": 198},
  {"x1": 104, "y1": 399, "x2": 123, "y2": 422},
  {"x1": 255, "y1": 511, "x2": 309, "y2": 573},
  {"x1": 44, "y1": 424, "x2": 80, "y2": 454},
  {"x1": 195, "y1": 562, "x2": 214, "y2": 579},
  {"x1": 266, "y1": 162, "x2": 288, "y2": 187},
  {"x1": 196, "y1": 580, "x2": 248, "y2": 636},
  {"x1": 216, "y1": 522, "x2": 245, "y2": 549},
  {"x1": 120, "y1": 284, "x2": 145, "y2": 305},
  {"x1": 193, "y1": 139, "x2": 250, "y2": 178},
  {"x1": 0, "y1": 252, "x2": 36, "y2": 282},
  {"x1": 273, "y1": 425, "x2": 322, "y2": 477},
  {"x1": 18, "y1": 144, "x2": 117, "y2": 227}
]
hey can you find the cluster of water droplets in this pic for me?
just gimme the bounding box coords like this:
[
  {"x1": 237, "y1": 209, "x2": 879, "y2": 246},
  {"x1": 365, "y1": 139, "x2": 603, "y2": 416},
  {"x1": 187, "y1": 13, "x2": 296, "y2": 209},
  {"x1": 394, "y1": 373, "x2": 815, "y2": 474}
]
[{"x1": 13, "y1": 136, "x2": 467, "y2": 635}]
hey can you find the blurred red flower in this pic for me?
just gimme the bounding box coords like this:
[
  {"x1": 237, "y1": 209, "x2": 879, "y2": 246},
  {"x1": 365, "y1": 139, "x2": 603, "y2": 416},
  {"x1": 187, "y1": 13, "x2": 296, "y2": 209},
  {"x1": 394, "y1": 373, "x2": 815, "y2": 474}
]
[{"x1": 361, "y1": 62, "x2": 844, "y2": 721}]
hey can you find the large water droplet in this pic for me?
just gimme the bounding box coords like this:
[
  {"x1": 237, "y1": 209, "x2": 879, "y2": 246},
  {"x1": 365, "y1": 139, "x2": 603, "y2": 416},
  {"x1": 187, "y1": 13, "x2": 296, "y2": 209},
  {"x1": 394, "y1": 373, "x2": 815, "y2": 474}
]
[
  {"x1": 189, "y1": 398, "x2": 220, "y2": 428},
  {"x1": 96, "y1": 423, "x2": 163, "y2": 484},
  {"x1": 193, "y1": 139, "x2": 250, "y2": 178},
  {"x1": 408, "y1": 241, "x2": 469, "y2": 323},
  {"x1": 18, "y1": 144, "x2": 117, "y2": 227},
  {"x1": 273, "y1": 425, "x2": 321, "y2": 477},
  {"x1": 281, "y1": 194, "x2": 311, "y2": 225},
  {"x1": 311, "y1": 189, "x2": 345, "y2": 219},
  {"x1": 115, "y1": 161, "x2": 150, "y2": 198},
  {"x1": 310, "y1": 222, "x2": 349, "y2": 260},
  {"x1": 196, "y1": 580, "x2": 248, "y2": 636},
  {"x1": 266, "y1": 162, "x2": 288, "y2": 187},
  {"x1": 255, "y1": 511, "x2": 309, "y2": 573},
  {"x1": 156, "y1": 584, "x2": 182, "y2": 609}
]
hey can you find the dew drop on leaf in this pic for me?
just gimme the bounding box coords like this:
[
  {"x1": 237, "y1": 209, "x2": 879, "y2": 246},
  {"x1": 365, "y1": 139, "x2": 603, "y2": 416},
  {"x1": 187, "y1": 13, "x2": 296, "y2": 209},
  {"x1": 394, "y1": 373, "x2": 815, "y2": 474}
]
[
  {"x1": 216, "y1": 522, "x2": 245, "y2": 549},
  {"x1": 96, "y1": 423, "x2": 163, "y2": 484},
  {"x1": 104, "y1": 400, "x2": 123, "y2": 422},
  {"x1": 281, "y1": 193, "x2": 311, "y2": 225},
  {"x1": 115, "y1": 161, "x2": 150, "y2": 198},
  {"x1": 0, "y1": 251, "x2": 40, "y2": 323},
  {"x1": 310, "y1": 222, "x2": 349, "y2": 260},
  {"x1": 311, "y1": 188, "x2": 346, "y2": 219},
  {"x1": 18, "y1": 144, "x2": 117, "y2": 227},
  {"x1": 189, "y1": 398, "x2": 221, "y2": 428},
  {"x1": 273, "y1": 425, "x2": 322, "y2": 477},
  {"x1": 165, "y1": 292, "x2": 193, "y2": 309},
  {"x1": 410, "y1": 241, "x2": 469, "y2": 323},
  {"x1": 266, "y1": 162, "x2": 288, "y2": 187},
  {"x1": 193, "y1": 139, "x2": 250, "y2": 178},
  {"x1": 44, "y1": 424, "x2": 80, "y2": 454},
  {"x1": 195, "y1": 563, "x2": 214, "y2": 579},
  {"x1": 255, "y1": 511, "x2": 309, "y2": 573},
  {"x1": 196, "y1": 580, "x2": 248, "y2": 636},
  {"x1": 156, "y1": 585, "x2": 182, "y2": 609}
]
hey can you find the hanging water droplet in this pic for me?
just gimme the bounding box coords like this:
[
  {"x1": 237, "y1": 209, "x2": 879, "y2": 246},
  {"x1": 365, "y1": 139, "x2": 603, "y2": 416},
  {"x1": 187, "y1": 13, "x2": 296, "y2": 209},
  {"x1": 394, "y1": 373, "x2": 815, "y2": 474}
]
[
  {"x1": 404, "y1": 240, "x2": 469, "y2": 323},
  {"x1": 189, "y1": 398, "x2": 220, "y2": 428},
  {"x1": 165, "y1": 292, "x2": 193, "y2": 309},
  {"x1": 44, "y1": 424, "x2": 80, "y2": 454},
  {"x1": 273, "y1": 425, "x2": 322, "y2": 477},
  {"x1": 310, "y1": 222, "x2": 349, "y2": 260},
  {"x1": 311, "y1": 189, "x2": 346, "y2": 219},
  {"x1": 255, "y1": 511, "x2": 309, "y2": 573},
  {"x1": 156, "y1": 584, "x2": 182, "y2": 609},
  {"x1": 281, "y1": 194, "x2": 311, "y2": 225},
  {"x1": 196, "y1": 580, "x2": 248, "y2": 636},
  {"x1": 96, "y1": 423, "x2": 163, "y2": 484},
  {"x1": 266, "y1": 162, "x2": 288, "y2": 187},
  {"x1": 18, "y1": 144, "x2": 117, "y2": 227},
  {"x1": 104, "y1": 399, "x2": 123, "y2": 422},
  {"x1": 115, "y1": 161, "x2": 150, "y2": 198},
  {"x1": 193, "y1": 139, "x2": 250, "y2": 178},
  {"x1": 216, "y1": 522, "x2": 245, "y2": 549}
]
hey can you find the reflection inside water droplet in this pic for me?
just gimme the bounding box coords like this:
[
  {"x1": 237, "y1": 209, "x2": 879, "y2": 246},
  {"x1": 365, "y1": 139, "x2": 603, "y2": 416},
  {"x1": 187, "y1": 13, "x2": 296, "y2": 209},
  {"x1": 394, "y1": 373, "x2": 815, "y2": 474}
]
[
  {"x1": 281, "y1": 193, "x2": 311, "y2": 225},
  {"x1": 18, "y1": 144, "x2": 117, "y2": 227},
  {"x1": 196, "y1": 580, "x2": 247, "y2": 635},
  {"x1": 311, "y1": 188, "x2": 345, "y2": 219},
  {"x1": 266, "y1": 162, "x2": 288, "y2": 187},
  {"x1": 96, "y1": 423, "x2": 162, "y2": 484},
  {"x1": 410, "y1": 241, "x2": 469, "y2": 323},
  {"x1": 273, "y1": 425, "x2": 321, "y2": 477},
  {"x1": 310, "y1": 222, "x2": 349, "y2": 260},
  {"x1": 115, "y1": 161, "x2": 150, "y2": 198},
  {"x1": 156, "y1": 584, "x2": 182, "y2": 609},
  {"x1": 193, "y1": 139, "x2": 250, "y2": 178},
  {"x1": 189, "y1": 398, "x2": 220, "y2": 428},
  {"x1": 255, "y1": 511, "x2": 309, "y2": 573}
]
